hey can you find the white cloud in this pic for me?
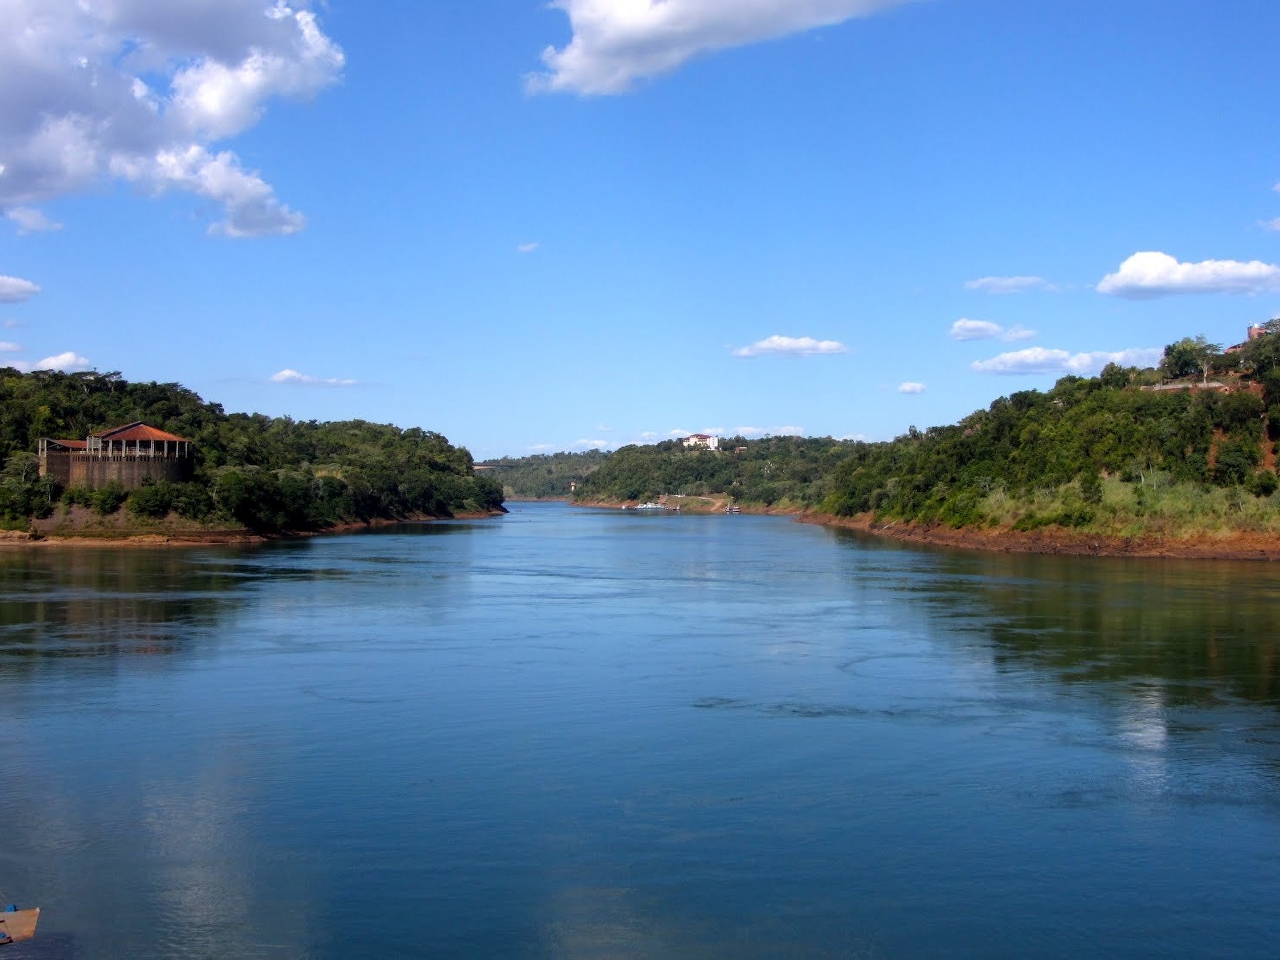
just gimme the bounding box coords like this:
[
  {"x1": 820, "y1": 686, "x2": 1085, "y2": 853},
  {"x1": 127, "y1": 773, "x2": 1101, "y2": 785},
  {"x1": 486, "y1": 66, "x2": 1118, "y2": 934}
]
[
  {"x1": 573, "y1": 438, "x2": 613, "y2": 450},
  {"x1": 527, "y1": 443, "x2": 557, "y2": 452},
  {"x1": 517, "y1": 242, "x2": 539, "y2": 254},
  {"x1": 733, "y1": 335, "x2": 848, "y2": 358},
  {"x1": 0, "y1": 342, "x2": 20, "y2": 352},
  {"x1": 5, "y1": 207, "x2": 62, "y2": 234},
  {"x1": 11, "y1": 351, "x2": 91, "y2": 373},
  {"x1": 840, "y1": 433, "x2": 868, "y2": 442},
  {"x1": 965, "y1": 275, "x2": 1050, "y2": 294},
  {"x1": 1264, "y1": 218, "x2": 1280, "y2": 233},
  {"x1": 949, "y1": 319, "x2": 1037, "y2": 342},
  {"x1": 971, "y1": 346, "x2": 1162, "y2": 376},
  {"x1": 898, "y1": 381, "x2": 925, "y2": 394},
  {"x1": 639, "y1": 431, "x2": 660, "y2": 440},
  {"x1": 270, "y1": 368, "x2": 356, "y2": 387},
  {"x1": 1097, "y1": 252, "x2": 1280, "y2": 298},
  {"x1": 121, "y1": 146, "x2": 306, "y2": 237},
  {"x1": 0, "y1": 1, "x2": 343, "y2": 237},
  {"x1": 0, "y1": 275, "x2": 40, "y2": 303},
  {"x1": 529, "y1": 0, "x2": 913, "y2": 95},
  {"x1": 950, "y1": 319, "x2": 1002, "y2": 341},
  {"x1": 2, "y1": 319, "x2": 18, "y2": 329},
  {"x1": 736, "y1": 426, "x2": 803, "y2": 437}
]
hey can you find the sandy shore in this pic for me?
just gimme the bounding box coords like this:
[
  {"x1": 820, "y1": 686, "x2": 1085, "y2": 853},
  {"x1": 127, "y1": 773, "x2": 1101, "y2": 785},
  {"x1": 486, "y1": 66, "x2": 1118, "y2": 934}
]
[
  {"x1": 0, "y1": 510, "x2": 506, "y2": 548},
  {"x1": 801, "y1": 512, "x2": 1280, "y2": 562},
  {"x1": 575, "y1": 498, "x2": 1280, "y2": 561}
]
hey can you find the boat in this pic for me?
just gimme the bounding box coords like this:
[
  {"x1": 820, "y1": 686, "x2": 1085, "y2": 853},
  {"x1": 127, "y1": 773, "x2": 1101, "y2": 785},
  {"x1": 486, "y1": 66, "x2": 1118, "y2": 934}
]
[{"x1": 0, "y1": 905, "x2": 39, "y2": 946}]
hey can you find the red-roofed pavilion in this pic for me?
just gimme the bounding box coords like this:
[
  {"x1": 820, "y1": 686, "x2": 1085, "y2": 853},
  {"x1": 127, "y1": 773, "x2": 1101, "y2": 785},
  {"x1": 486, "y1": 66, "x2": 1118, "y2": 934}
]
[{"x1": 38, "y1": 421, "x2": 193, "y2": 490}]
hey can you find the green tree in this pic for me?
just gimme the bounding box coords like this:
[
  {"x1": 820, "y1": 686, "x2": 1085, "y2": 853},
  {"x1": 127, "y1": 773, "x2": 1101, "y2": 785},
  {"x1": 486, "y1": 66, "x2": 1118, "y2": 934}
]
[{"x1": 1161, "y1": 336, "x2": 1221, "y2": 383}]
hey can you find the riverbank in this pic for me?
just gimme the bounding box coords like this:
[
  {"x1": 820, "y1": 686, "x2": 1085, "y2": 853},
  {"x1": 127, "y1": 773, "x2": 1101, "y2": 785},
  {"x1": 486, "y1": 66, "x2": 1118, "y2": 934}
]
[
  {"x1": 0, "y1": 508, "x2": 506, "y2": 548},
  {"x1": 576, "y1": 497, "x2": 1280, "y2": 560},
  {"x1": 803, "y1": 512, "x2": 1280, "y2": 562},
  {"x1": 571, "y1": 496, "x2": 802, "y2": 515}
]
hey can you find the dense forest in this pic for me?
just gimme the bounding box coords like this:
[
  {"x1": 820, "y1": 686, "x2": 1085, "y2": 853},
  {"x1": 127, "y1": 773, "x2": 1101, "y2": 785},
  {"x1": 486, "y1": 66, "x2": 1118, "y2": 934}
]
[
  {"x1": 0, "y1": 368, "x2": 503, "y2": 532},
  {"x1": 478, "y1": 450, "x2": 609, "y2": 499},
  {"x1": 576, "y1": 436, "x2": 855, "y2": 508},
  {"x1": 553, "y1": 324, "x2": 1280, "y2": 536}
]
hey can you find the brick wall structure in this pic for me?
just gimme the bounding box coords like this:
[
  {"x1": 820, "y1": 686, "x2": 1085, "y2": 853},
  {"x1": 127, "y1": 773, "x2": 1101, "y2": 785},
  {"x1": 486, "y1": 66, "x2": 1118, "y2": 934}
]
[{"x1": 38, "y1": 422, "x2": 194, "y2": 491}]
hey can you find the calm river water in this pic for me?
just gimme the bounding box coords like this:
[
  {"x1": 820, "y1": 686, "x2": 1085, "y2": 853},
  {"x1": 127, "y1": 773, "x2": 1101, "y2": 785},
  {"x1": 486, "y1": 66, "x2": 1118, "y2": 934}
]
[{"x1": 2, "y1": 502, "x2": 1280, "y2": 958}]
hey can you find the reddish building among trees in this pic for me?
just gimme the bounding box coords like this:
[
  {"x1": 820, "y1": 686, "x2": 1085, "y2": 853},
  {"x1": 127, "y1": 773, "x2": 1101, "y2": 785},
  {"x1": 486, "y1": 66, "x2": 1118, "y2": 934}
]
[{"x1": 38, "y1": 422, "x2": 193, "y2": 490}]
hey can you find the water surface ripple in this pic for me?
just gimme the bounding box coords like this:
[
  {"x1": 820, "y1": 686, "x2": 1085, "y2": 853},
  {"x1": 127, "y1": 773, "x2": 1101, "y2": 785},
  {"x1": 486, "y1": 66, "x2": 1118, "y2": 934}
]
[{"x1": 2, "y1": 503, "x2": 1279, "y2": 958}]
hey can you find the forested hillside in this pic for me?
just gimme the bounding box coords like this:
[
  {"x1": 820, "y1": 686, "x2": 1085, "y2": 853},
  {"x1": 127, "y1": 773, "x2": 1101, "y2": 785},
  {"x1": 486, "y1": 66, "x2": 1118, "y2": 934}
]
[
  {"x1": 0, "y1": 369, "x2": 503, "y2": 531},
  {"x1": 575, "y1": 436, "x2": 857, "y2": 508},
  {"x1": 553, "y1": 325, "x2": 1280, "y2": 537},
  {"x1": 478, "y1": 450, "x2": 608, "y2": 499}
]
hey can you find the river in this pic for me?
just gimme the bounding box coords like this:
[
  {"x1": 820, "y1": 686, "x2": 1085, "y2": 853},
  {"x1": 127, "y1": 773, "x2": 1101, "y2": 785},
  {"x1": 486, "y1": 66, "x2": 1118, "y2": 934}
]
[{"x1": 2, "y1": 502, "x2": 1279, "y2": 958}]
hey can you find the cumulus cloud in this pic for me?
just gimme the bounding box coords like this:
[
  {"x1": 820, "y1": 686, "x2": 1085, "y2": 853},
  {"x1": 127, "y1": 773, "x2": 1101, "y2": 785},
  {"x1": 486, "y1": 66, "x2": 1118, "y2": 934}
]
[
  {"x1": 11, "y1": 351, "x2": 92, "y2": 373},
  {"x1": 573, "y1": 438, "x2": 613, "y2": 450},
  {"x1": 965, "y1": 275, "x2": 1050, "y2": 294},
  {"x1": 949, "y1": 319, "x2": 1037, "y2": 342},
  {"x1": 517, "y1": 242, "x2": 539, "y2": 254},
  {"x1": 971, "y1": 346, "x2": 1162, "y2": 376},
  {"x1": 950, "y1": 319, "x2": 1002, "y2": 341},
  {"x1": 1264, "y1": 218, "x2": 1280, "y2": 233},
  {"x1": 270, "y1": 368, "x2": 356, "y2": 387},
  {"x1": 0, "y1": 0, "x2": 343, "y2": 237},
  {"x1": 733, "y1": 335, "x2": 847, "y2": 358},
  {"x1": 0, "y1": 341, "x2": 19, "y2": 352},
  {"x1": 0, "y1": 275, "x2": 40, "y2": 303},
  {"x1": 898, "y1": 382, "x2": 925, "y2": 394},
  {"x1": 1097, "y1": 252, "x2": 1280, "y2": 298},
  {"x1": 5, "y1": 207, "x2": 62, "y2": 234},
  {"x1": 528, "y1": 0, "x2": 914, "y2": 95}
]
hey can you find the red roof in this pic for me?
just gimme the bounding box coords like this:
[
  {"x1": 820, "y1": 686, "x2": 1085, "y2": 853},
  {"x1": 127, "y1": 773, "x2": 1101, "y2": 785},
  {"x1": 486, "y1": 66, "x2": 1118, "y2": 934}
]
[
  {"x1": 44, "y1": 439, "x2": 87, "y2": 450},
  {"x1": 92, "y1": 422, "x2": 190, "y2": 443}
]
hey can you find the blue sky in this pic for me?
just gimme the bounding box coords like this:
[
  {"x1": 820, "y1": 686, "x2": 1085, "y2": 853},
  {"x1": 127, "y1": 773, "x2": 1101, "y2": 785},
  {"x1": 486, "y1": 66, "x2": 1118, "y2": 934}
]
[{"x1": 2, "y1": 0, "x2": 1280, "y2": 459}]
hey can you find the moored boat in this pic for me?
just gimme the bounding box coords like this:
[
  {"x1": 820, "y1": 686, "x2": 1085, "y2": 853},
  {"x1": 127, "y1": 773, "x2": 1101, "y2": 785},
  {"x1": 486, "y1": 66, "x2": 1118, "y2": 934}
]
[{"x1": 0, "y1": 906, "x2": 39, "y2": 946}]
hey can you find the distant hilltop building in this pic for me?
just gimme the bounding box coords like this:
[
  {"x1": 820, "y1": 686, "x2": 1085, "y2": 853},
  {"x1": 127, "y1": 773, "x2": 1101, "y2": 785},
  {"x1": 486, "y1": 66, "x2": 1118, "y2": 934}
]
[
  {"x1": 38, "y1": 422, "x2": 194, "y2": 490},
  {"x1": 1226, "y1": 320, "x2": 1277, "y2": 354},
  {"x1": 682, "y1": 434, "x2": 720, "y2": 451}
]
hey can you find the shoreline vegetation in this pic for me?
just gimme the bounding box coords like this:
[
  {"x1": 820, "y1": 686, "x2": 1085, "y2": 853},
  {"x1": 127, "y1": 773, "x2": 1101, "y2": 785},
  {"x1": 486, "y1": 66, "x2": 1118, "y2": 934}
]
[
  {"x1": 0, "y1": 368, "x2": 504, "y2": 544},
  {"x1": 506, "y1": 324, "x2": 1280, "y2": 562},
  {"x1": 10, "y1": 324, "x2": 1280, "y2": 560},
  {"x1": 573, "y1": 498, "x2": 1280, "y2": 561},
  {"x1": 0, "y1": 509, "x2": 507, "y2": 548}
]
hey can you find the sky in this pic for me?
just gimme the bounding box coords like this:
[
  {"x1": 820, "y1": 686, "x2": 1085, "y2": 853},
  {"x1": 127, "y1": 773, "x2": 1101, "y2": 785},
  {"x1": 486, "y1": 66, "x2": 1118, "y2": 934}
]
[{"x1": 2, "y1": 0, "x2": 1280, "y2": 459}]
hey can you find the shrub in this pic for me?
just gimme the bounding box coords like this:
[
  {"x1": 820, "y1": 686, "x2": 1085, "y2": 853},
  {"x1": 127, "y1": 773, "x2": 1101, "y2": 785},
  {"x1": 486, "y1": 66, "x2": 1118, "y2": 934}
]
[
  {"x1": 127, "y1": 482, "x2": 173, "y2": 519},
  {"x1": 90, "y1": 482, "x2": 128, "y2": 516},
  {"x1": 169, "y1": 482, "x2": 214, "y2": 521},
  {"x1": 1245, "y1": 470, "x2": 1279, "y2": 498},
  {"x1": 1080, "y1": 471, "x2": 1104, "y2": 505},
  {"x1": 61, "y1": 486, "x2": 94, "y2": 508}
]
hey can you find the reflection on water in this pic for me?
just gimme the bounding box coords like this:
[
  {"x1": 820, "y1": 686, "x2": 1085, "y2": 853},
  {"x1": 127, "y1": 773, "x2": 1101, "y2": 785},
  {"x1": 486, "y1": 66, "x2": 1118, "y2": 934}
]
[
  {"x1": 830, "y1": 527, "x2": 1280, "y2": 705},
  {"x1": 2, "y1": 508, "x2": 1280, "y2": 959}
]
